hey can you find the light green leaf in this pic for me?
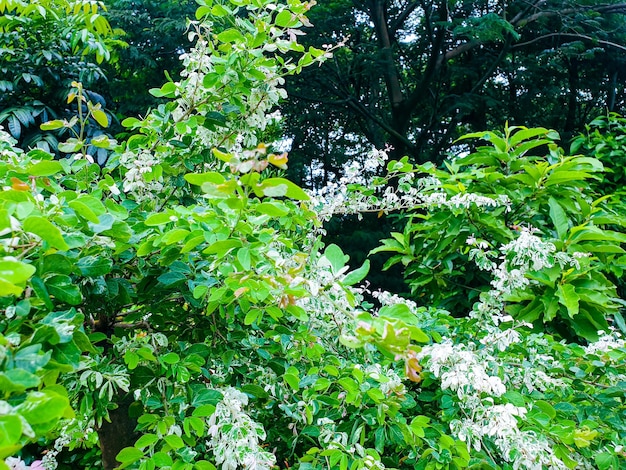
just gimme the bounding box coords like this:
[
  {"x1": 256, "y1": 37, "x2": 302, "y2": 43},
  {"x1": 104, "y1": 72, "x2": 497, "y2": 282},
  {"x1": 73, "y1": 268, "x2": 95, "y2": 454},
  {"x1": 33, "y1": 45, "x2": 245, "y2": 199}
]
[
  {"x1": 23, "y1": 216, "x2": 69, "y2": 250},
  {"x1": 275, "y1": 10, "x2": 294, "y2": 27},
  {"x1": 343, "y1": 260, "x2": 370, "y2": 286},
  {"x1": 144, "y1": 213, "x2": 174, "y2": 226},
  {"x1": 40, "y1": 120, "x2": 65, "y2": 130},
  {"x1": 27, "y1": 160, "x2": 64, "y2": 176},
  {"x1": 57, "y1": 139, "x2": 83, "y2": 153},
  {"x1": 284, "y1": 373, "x2": 300, "y2": 391},
  {"x1": 217, "y1": 28, "x2": 244, "y2": 43},
  {"x1": 237, "y1": 247, "x2": 251, "y2": 270},
  {"x1": 0, "y1": 415, "x2": 22, "y2": 447},
  {"x1": 91, "y1": 109, "x2": 109, "y2": 128},
  {"x1": 258, "y1": 178, "x2": 310, "y2": 200},
  {"x1": 116, "y1": 446, "x2": 144, "y2": 464},
  {"x1": 0, "y1": 258, "x2": 36, "y2": 293},
  {"x1": 256, "y1": 201, "x2": 289, "y2": 217},
  {"x1": 184, "y1": 172, "x2": 225, "y2": 186},
  {"x1": 324, "y1": 244, "x2": 348, "y2": 275},
  {"x1": 134, "y1": 433, "x2": 158, "y2": 450}
]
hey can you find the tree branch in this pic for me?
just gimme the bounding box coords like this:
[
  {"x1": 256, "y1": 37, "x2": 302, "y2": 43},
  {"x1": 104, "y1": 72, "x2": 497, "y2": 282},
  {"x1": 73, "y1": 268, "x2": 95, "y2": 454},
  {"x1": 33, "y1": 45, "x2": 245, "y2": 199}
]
[
  {"x1": 513, "y1": 32, "x2": 626, "y2": 52},
  {"x1": 345, "y1": 97, "x2": 417, "y2": 152},
  {"x1": 389, "y1": 0, "x2": 422, "y2": 36}
]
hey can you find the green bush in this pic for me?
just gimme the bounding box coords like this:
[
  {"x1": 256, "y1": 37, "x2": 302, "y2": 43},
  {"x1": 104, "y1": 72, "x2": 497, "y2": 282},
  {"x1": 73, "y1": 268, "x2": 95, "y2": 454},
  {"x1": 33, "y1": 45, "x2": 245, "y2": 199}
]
[{"x1": 374, "y1": 125, "x2": 626, "y2": 340}]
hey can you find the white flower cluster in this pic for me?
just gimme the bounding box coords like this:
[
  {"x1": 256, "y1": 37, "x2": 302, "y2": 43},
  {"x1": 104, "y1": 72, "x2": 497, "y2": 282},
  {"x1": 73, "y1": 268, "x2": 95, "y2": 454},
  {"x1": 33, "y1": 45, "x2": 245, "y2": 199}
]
[
  {"x1": 364, "y1": 364, "x2": 405, "y2": 397},
  {"x1": 0, "y1": 126, "x2": 21, "y2": 160},
  {"x1": 178, "y1": 25, "x2": 288, "y2": 150},
  {"x1": 418, "y1": 340, "x2": 506, "y2": 399},
  {"x1": 118, "y1": 149, "x2": 164, "y2": 201},
  {"x1": 419, "y1": 339, "x2": 568, "y2": 469},
  {"x1": 310, "y1": 148, "x2": 510, "y2": 221},
  {"x1": 370, "y1": 290, "x2": 418, "y2": 310},
  {"x1": 470, "y1": 227, "x2": 581, "y2": 298},
  {"x1": 584, "y1": 329, "x2": 626, "y2": 355},
  {"x1": 317, "y1": 419, "x2": 386, "y2": 470},
  {"x1": 39, "y1": 431, "x2": 73, "y2": 470},
  {"x1": 4, "y1": 458, "x2": 44, "y2": 470},
  {"x1": 296, "y1": 253, "x2": 357, "y2": 333},
  {"x1": 453, "y1": 413, "x2": 568, "y2": 470},
  {"x1": 207, "y1": 387, "x2": 276, "y2": 470}
]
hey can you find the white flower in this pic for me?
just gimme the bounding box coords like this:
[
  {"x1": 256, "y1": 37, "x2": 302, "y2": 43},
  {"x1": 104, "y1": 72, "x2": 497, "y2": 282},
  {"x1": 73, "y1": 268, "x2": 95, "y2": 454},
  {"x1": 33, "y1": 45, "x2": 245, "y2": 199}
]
[{"x1": 5, "y1": 457, "x2": 27, "y2": 470}]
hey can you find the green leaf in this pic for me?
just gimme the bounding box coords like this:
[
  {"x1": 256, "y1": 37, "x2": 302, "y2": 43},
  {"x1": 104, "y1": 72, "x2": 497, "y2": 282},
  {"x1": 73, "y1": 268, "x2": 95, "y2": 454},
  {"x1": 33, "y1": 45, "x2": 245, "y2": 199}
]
[
  {"x1": 77, "y1": 256, "x2": 113, "y2": 277},
  {"x1": 237, "y1": 247, "x2": 251, "y2": 270},
  {"x1": 91, "y1": 134, "x2": 114, "y2": 148},
  {"x1": 203, "y1": 239, "x2": 242, "y2": 256},
  {"x1": 258, "y1": 178, "x2": 310, "y2": 200},
  {"x1": 157, "y1": 271, "x2": 186, "y2": 286},
  {"x1": 284, "y1": 373, "x2": 300, "y2": 391},
  {"x1": 116, "y1": 447, "x2": 144, "y2": 464},
  {"x1": 0, "y1": 369, "x2": 40, "y2": 393},
  {"x1": 556, "y1": 284, "x2": 580, "y2": 318},
  {"x1": 151, "y1": 452, "x2": 173, "y2": 467},
  {"x1": 192, "y1": 405, "x2": 216, "y2": 418},
  {"x1": 40, "y1": 120, "x2": 65, "y2": 130},
  {"x1": 324, "y1": 244, "x2": 348, "y2": 275},
  {"x1": 15, "y1": 390, "x2": 69, "y2": 425},
  {"x1": 164, "y1": 434, "x2": 184, "y2": 450},
  {"x1": 195, "y1": 5, "x2": 212, "y2": 19},
  {"x1": 23, "y1": 216, "x2": 69, "y2": 251},
  {"x1": 240, "y1": 384, "x2": 269, "y2": 399},
  {"x1": 343, "y1": 260, "x2": 370, "y2": 286},
  {"x1": 144, "y1": 213, "x2": 174, "y2": 226},
  {"x1": 255, "y1": 201, "x2": 289, "y2": 217},
  {"x1": 275, "y1": 10, "x2": 294, "y2": 27},
  {"x1": 45, "y1": 275, "x2": 83, "y2": 305},
  {"x1": 0, "y1": 415, "x2": 22, "y2": 448},
  {"x1": 161, "y1": 352, "x2": 180, "y2": 365},
  {"x1": 91, "y1": 109, "x2": 109, "y2": 127},
  {"x1": 184, "y1": 172, "x2": 225, "y2": 186},
  {"x1": 195, "y1": 461, "x2": 217, "y2": 470},
  {"x1": 0, "y1": 258, "x2": 36, "y2": 295},
  {"x1": 57, "y1": 139, "x2": 83, "y2": 153},
  {"x1": 134, "y1": 433, "x2": 158, "y2": 450},
  {"x1": 69, "y1": 200, "x2": 99, "y2": 223},
  {"x1": 244, "y1": 309, "x2": 260, "y2": 325},
  {"x1": 548, "y1": 197, "x2": 568, "y2": 240},
  {"x1": 27, "y1": 160, "x2": 64, "y2": 176},
  {"x1": 217, "y1": 28, "x2": 244, "y2": 43},
  {"x1": 162, "y1": 229, "x2": 190, "y2": 245},
  {"x1": 595, "y1": 453, "x2": 616, "y2": 470}
]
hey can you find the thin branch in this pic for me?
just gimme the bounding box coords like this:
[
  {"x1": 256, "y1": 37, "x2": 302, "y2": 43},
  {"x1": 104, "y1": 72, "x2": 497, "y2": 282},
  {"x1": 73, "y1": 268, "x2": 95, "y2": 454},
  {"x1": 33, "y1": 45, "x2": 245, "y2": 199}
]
[
  {"x1": 513, "y1": 32, "x2": 626, "y2": 52},
  {"x1": 346, "y1": 97, "x2": 417, "y2": 152},
  {"x1": 389, "y1": 0, "x2": 421, "y2": 36}
]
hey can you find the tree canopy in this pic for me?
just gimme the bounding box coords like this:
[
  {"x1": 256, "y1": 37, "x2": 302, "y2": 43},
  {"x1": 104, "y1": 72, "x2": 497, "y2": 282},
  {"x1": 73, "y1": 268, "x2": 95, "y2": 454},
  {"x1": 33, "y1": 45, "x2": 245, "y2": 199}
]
[{"x1": 282, "y1": 0, "x2": 626, "y2": 185}]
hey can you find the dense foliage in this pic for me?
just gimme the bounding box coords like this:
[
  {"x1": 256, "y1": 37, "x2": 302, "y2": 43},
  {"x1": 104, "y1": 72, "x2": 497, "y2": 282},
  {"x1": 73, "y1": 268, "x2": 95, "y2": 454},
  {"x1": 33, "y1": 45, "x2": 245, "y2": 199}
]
[
  {"x1": 1, "y1": 1, "x2": 625, "y2": 470},
  {"x1": 0, "y1": 0, "x2": 120, "y2": 155},
  {"x1": 281, "y1": 0, "x2": 626, "y2": 186}
]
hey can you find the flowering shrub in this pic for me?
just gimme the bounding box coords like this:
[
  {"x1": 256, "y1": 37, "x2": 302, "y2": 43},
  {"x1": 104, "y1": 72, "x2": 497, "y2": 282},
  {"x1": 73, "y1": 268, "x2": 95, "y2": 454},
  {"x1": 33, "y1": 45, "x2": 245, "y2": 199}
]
[
  {"x1": 370, "y1": 126, "x2": 626, "y2": 341},
  {"x1": 1, "y1": 1, "x2": 625, "y2": 470}
]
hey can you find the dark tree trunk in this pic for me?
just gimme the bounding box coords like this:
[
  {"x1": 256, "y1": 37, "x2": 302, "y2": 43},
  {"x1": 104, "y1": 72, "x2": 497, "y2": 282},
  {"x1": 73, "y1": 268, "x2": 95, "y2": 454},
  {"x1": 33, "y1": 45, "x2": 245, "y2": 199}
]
[{"x1": 97, "y1": 394, "x2": 138, "y2": 470}]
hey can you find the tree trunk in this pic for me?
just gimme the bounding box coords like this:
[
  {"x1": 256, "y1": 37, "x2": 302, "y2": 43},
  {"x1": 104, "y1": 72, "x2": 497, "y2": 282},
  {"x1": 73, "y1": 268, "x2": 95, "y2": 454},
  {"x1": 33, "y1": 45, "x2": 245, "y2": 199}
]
[{"x1": 97, "y1": 394, "x2": 138, "y2": 470}]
